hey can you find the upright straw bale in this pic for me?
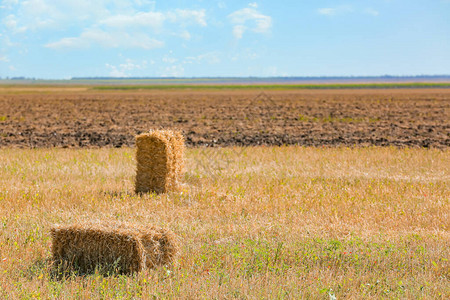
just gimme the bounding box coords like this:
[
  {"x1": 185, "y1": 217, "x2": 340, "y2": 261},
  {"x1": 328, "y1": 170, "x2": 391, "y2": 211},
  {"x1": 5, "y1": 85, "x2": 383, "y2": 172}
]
[
  {"x1": 159, "y1": 130, "x2": 185, "y2": 184},
  {"x1": 135, "y1": 130, "x2": 184, "y2": 194},
  {"x1": 50, "y1": 221, "x2": 179, "y2": 276},
  {"x1": 135, "y1": 131, "x2": 169, "y2": 194}
]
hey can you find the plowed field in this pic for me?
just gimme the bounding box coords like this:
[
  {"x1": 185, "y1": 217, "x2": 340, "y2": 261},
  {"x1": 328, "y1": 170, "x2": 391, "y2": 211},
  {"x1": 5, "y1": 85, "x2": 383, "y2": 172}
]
[{"x1": 1, "y1": 88, "x2": 449, "y2": 148}]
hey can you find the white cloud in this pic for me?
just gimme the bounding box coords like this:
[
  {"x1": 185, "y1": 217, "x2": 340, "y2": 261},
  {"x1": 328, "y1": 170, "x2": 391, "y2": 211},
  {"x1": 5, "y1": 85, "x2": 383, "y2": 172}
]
[
  {"x1": 264, "y1": 66, "x2": 289, "y2": 77},
  {"x1": 106, "y1": 58, "x2": 148, "y2": 77},
  {"x1": 45, "y1": 37, "x2": 87, "y2": 49},
  {"x1": 1, "y1": 1, "x2": 108, "y2": 33},
  {"x1": 99, "y1": 9, "x2": 206, "y2": 34},
  {"x1": 232, "y1": 25, "x2": 246, "y2": 39},
  {"x1": 3, "y1": 15, "x2": 27, "y2": 33},
  {"x1": 73, "y1": 7, "x2": 206, "y2": 29},
  {"x1": 167, "y1": 9, "x2": 207, "y2": 26},
  {"x1": 133, "y1": 0, "x2": 156, "y2": 9},
  {"x1": 2, "y1": 1, "x2": 207, "y2": 51},
  {"x1": 45, "y1": 29, "x2": 164, "y2": 50},
  {"x1": 99, "y1": 11, "x2": 165, "y2": 29},
  {"x1": 318, "y1": 5, "x2": 376, "y2": 17},
  {"x1": 318, "y1": 8, "x2": 337, "y2": 16},
  {"x1": 160, "y1": 65, "x2": 184, "y2": 77},
  {"x1": 162, "y1": 55, "x2": 177, "y2": 64},
  {"x1": 249, "y1": 2, "x2": 258, "y2": 8},
  {"x1": 119, "y1": 59, "x2": 147, "y2": 71},
  {"x1": 0, "y1": 55, "x2": 10, "y2": 62},
  {"x1": 3, "y1": 0, "x2": 19, "y2": 5},
  {"x1": 0, "y1": 0, "x2": 19, "y2": 9},
  {"x1": 13, "y1": 0, "x2": 68, "y2": 31},
  {"x1": 107, "y1": 65, "x2": 127, "y2": 77},
  {"x1": 32, "y1": 4, "x2": 208, "y2": 50},
  {"x1": 318, "y1": 5, "x2": 353, "y2": 16},
  {"x1": 365, "y1": 8, "x2": 380, "y2": 16},
  {"x1": 228, "y1": 5, "x2": 272, "y2": 39},
  {"x1": 185, "y1": 52, "x2": 221, "y2": 64},
  {"x1": 217, "y1": 1, "x2": 226, "y2": 9},
  {"x1": 231, "y1": 48, "x2": 260, "y2": 61},
  {"x1": 99, "y1": 9, "x2": 206, "y2": 29},
  {"x1": 178, "y1": 30, "x2": 191, "y2": 40},
  {"x1": 0, "y1": 35, "x2": 15, "y2": 48}
]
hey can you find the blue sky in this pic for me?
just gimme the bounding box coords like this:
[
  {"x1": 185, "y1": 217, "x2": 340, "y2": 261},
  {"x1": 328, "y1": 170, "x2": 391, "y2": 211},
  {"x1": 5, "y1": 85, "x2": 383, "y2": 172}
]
[{"x1": 0, "y1": 0, "x2": 449, "y2": 79}]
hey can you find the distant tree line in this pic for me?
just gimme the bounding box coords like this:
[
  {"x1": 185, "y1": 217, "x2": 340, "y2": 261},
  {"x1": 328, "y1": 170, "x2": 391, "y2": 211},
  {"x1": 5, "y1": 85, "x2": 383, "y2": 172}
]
[{"x1": 70, "y1": 75, "x2": 450, "y2": 80}]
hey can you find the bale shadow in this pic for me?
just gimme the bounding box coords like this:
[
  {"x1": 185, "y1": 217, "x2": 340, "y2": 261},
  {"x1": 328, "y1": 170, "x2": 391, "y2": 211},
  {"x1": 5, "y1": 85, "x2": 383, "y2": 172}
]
[
  {"x1": 26, "y1": 257, "x2": 53, "y2": 280},
  {"x1": 27, "y1": 256, "x2": 142, "y2": 281},
  {"x1": 51, "y1": 258, "x2": 137, "y2": 280}
]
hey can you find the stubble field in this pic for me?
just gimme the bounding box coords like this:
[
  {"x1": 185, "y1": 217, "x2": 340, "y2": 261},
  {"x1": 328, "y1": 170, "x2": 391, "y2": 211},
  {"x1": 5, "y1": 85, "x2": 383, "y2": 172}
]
[
  {"x1": 0, "y1": 86, "x2": 449, "y2": 298},
  {"x1": 0, "y1": 87, "x2": 449, "y2": 148}
]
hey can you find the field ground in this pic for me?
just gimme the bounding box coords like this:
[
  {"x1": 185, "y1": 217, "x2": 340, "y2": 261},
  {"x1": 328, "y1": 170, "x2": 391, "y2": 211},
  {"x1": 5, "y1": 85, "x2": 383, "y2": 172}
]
[
  {"x1": 0, "y1": 88, "x2": 449, "y2": 148},
  {"x1": 0, "y1": 146, "x2": 448, "y2": 298}
]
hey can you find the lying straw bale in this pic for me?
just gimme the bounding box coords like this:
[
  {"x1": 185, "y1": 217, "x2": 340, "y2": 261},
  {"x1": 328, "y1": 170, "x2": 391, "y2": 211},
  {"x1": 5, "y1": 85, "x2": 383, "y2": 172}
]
[
  {"x1": 51, "y1": 221, "x2": 178, "y2": 275},
  {"x1": 113, "y1": 222, "x2": 179, "y2": 269},
  {"x1": 135, "y1": 129, "x2": 185, "y2": 194}
]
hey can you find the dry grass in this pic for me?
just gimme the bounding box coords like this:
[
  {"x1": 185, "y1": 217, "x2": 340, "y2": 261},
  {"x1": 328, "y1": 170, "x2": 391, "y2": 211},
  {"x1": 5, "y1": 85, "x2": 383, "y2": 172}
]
[{"x1": 0, "y1": 146, "x2": 448, "y2": 298}]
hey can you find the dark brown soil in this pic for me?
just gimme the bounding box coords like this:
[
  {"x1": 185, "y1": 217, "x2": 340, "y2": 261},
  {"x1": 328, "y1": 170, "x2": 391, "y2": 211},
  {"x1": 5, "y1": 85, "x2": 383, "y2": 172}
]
[{"x1": 0, "y1": 88, "x2": 449, "y2": 148}]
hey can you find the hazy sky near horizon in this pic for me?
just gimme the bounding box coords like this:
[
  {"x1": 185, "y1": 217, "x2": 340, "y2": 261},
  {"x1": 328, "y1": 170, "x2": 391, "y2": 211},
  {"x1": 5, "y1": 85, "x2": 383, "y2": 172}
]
[{"x1": 1, "y1": 0, "x2": 449, "y2": 79}]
